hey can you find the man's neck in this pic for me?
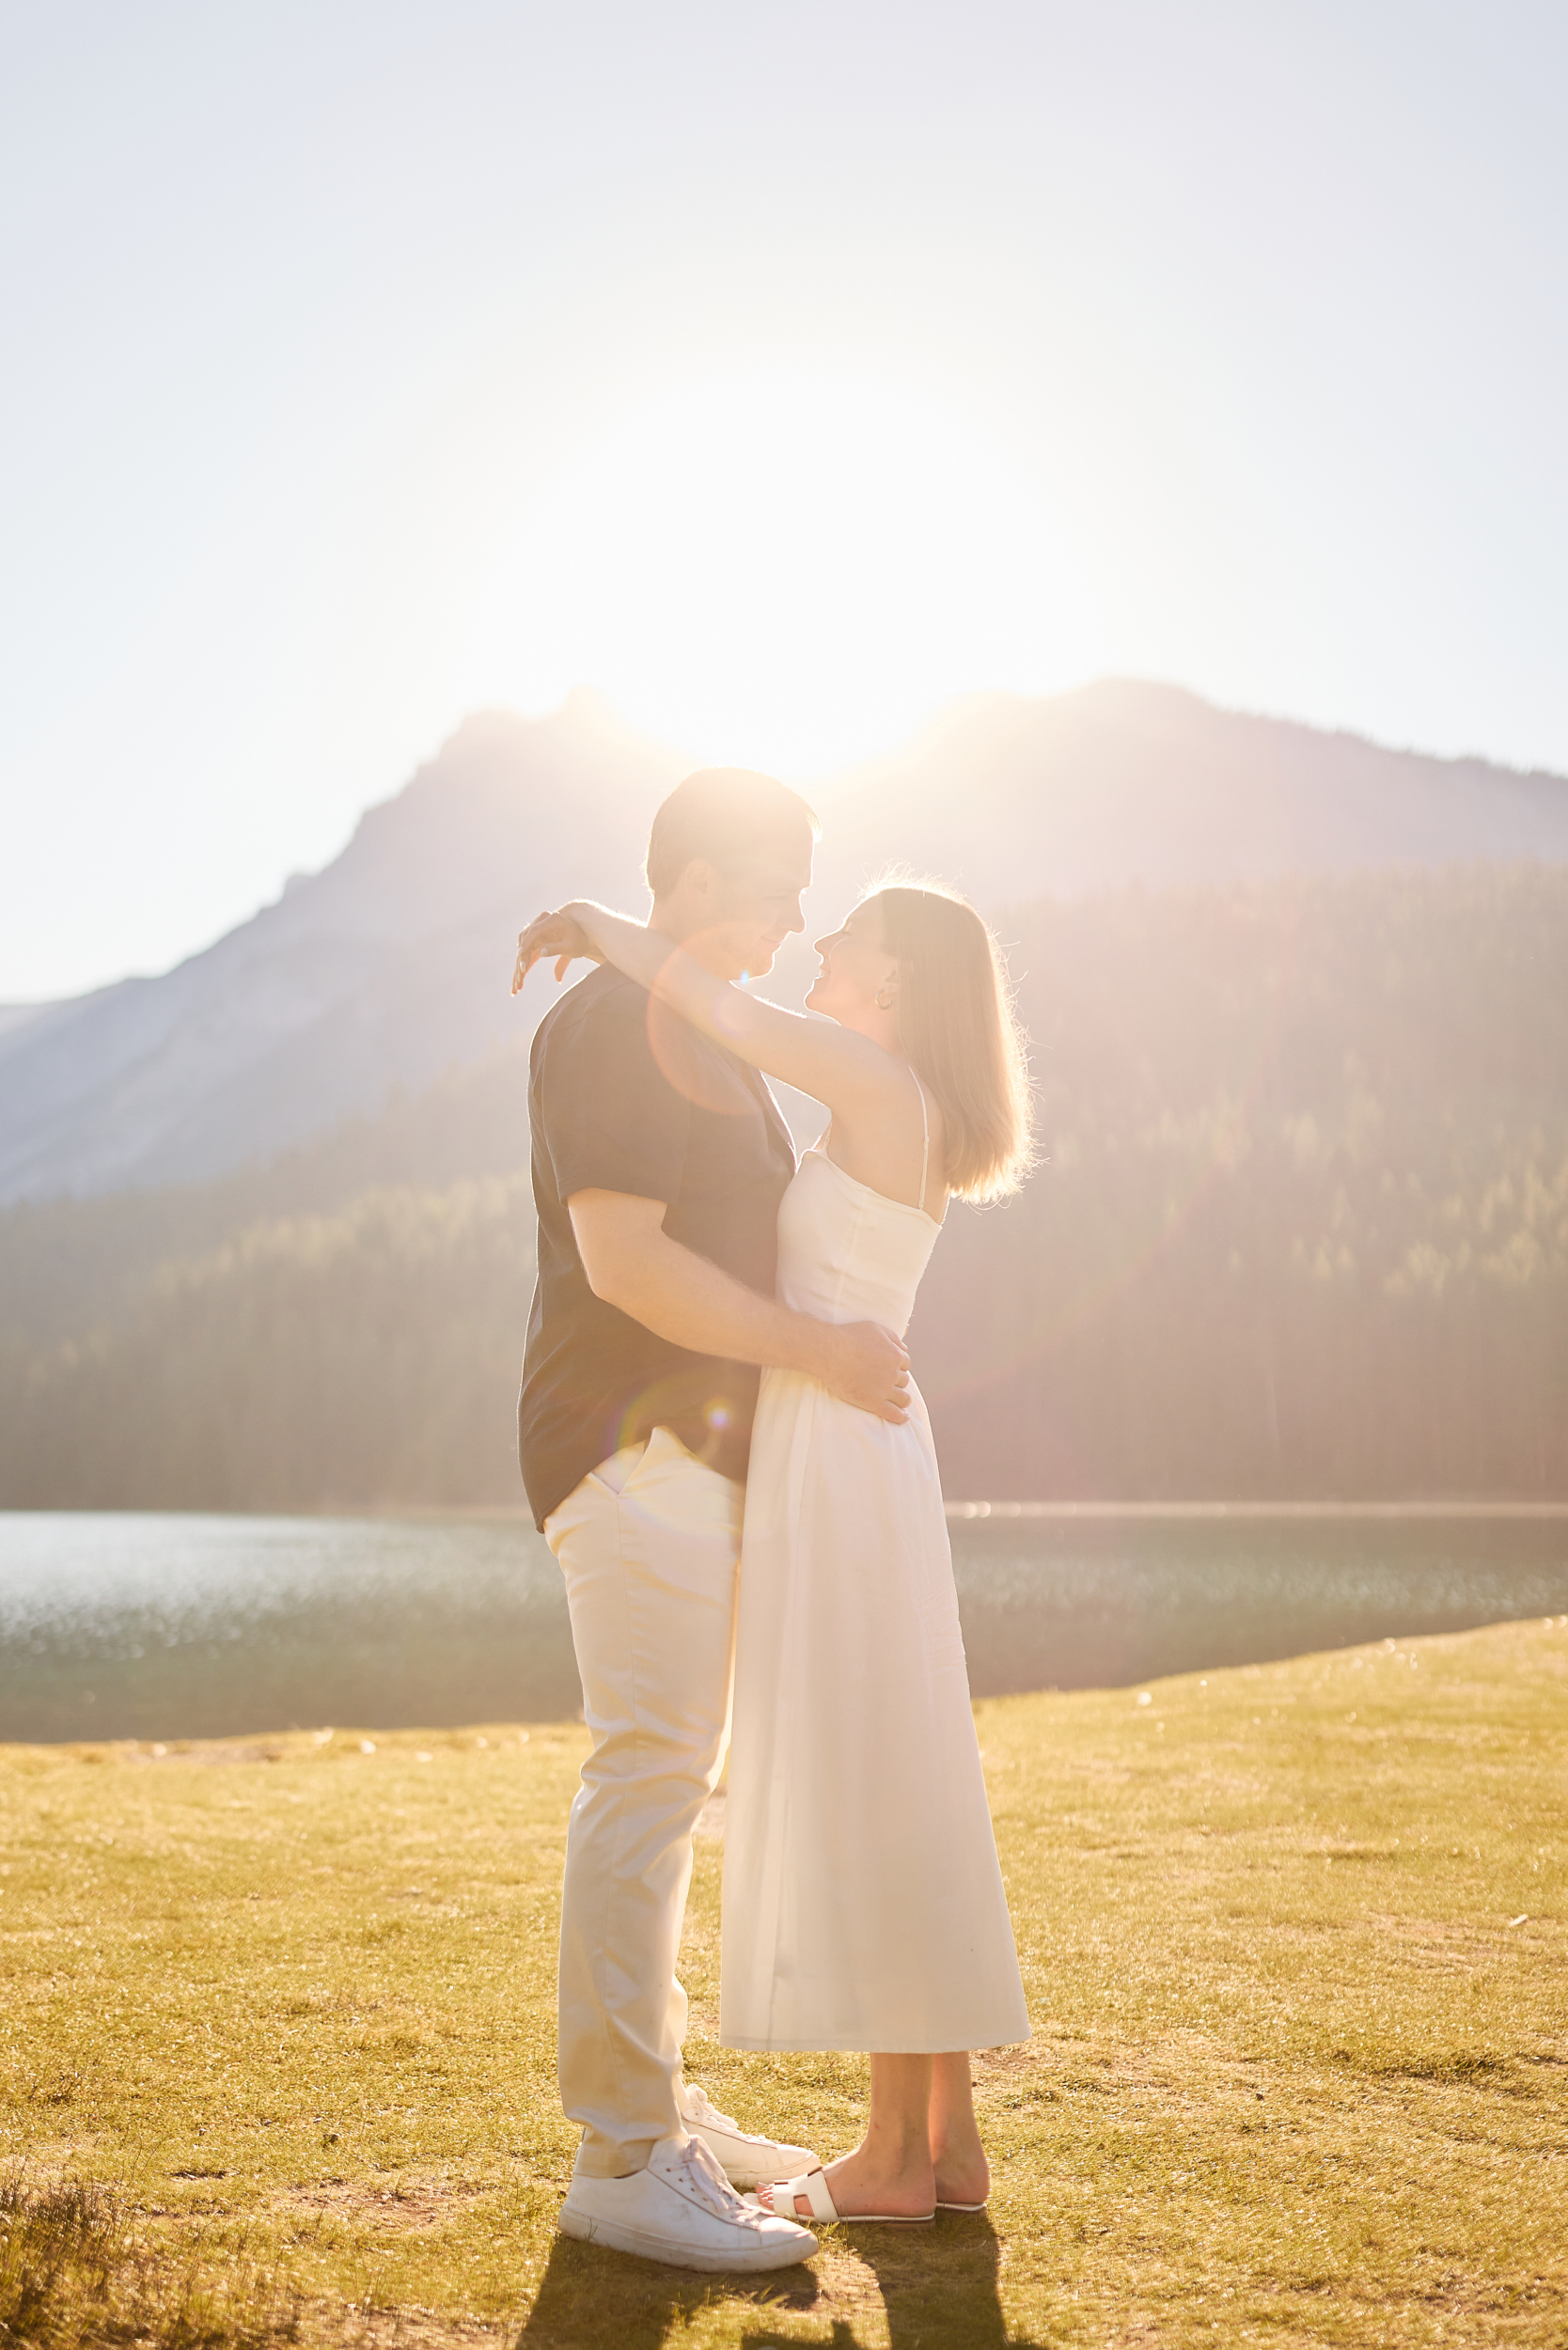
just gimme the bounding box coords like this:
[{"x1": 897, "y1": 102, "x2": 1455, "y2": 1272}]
[{"x1": 647, "y1": 902, "x2": 741, "y2": 979}]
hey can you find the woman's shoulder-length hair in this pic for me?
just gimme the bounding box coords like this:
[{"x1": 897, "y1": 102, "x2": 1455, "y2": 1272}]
[{"x1": 868, "y1": 878, "x2": 1035, "y2": 1202}]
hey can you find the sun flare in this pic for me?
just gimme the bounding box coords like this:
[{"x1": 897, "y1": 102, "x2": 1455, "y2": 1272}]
[{"x1": 455, "y1": 368, "x2": 1096, "y2": 774}]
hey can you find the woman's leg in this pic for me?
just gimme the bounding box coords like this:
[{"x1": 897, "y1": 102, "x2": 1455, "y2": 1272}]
[
  {"x1": 764, "y1": 2054, "x2": 936, "y2": 2218},
  {"x1": 928, "y1": 2051, "x2": 990, "y2": 2206},
  {"x1": 760, "y1": 2050, "x2": 991, "y2": 2218}
]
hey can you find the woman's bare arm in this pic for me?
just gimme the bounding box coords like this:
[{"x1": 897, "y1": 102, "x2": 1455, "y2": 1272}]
[{"x1": 513, "y1": 901, "x2": 904, "y2": 1117}]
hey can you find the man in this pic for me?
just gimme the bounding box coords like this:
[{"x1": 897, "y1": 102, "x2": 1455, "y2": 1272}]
[{"x1": 514, "y1": 769, "x2": 911, "y2": 2271}]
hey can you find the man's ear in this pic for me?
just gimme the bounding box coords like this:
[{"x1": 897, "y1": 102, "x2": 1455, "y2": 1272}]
[{"x1": 682, "y1": 858, "x2": 719, "y2": 901}]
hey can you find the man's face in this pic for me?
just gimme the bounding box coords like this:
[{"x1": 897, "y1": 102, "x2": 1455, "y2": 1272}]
[{"x1": 705, "y1": 846, "x2": 814, "y2": 979}]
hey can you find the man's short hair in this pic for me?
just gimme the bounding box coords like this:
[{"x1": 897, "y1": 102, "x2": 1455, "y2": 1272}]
[{"x1": 645, "y1": 768, "x2": 820, "y2": 901}]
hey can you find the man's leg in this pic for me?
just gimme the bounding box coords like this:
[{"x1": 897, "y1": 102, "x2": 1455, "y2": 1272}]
[{"x1": 544, "y1": 1426, "x2": 741, "y2": 2179}]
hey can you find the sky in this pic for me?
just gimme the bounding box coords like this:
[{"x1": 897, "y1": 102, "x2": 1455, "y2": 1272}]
[{"x1": 2, "y1": 0, "x2": 1565, "y2": 1001}]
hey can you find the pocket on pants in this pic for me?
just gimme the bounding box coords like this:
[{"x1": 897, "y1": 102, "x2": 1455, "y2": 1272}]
[
  {"x1": 583, "y1": 1436, "x2": 654, "y2": 1501},
  {"x1": 593, "y1": 1424, "x2": 702, "y2": 1497}
]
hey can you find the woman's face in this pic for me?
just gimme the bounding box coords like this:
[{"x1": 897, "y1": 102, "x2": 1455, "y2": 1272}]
[{"x1": 806, "y1": 899, "x2": 894, "y2": 1022}]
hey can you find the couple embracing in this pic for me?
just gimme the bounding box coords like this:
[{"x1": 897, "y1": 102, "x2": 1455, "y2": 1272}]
[{"x1": 512, "y1": 766, "x2": 1032, "y2": 2272}]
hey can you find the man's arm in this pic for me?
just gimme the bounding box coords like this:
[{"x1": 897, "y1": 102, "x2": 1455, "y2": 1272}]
[{"x1": 569, "y1": 1191, "x2": 911, "y2": 1423}]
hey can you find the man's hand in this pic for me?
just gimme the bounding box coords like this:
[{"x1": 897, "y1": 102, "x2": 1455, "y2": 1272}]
[
  {"x1": 816, "y1": 1320, "x2": 912, "y2": 1424},
  {"x1": 512, "y1": 906, "x2": 596, "y2": 995}
]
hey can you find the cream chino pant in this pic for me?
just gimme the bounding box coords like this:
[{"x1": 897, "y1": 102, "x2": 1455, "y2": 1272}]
[{"x1": 543, "y1": 1424, "x2": 744, "y2": 2177}]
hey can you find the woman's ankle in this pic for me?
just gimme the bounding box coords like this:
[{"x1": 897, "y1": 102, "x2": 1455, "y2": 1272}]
[
  {"x1": 929, "y1": 2113, "x2": 984, "y2": 2159},
  {"x1": 850, "y1": 2130, "x2": 933, "y2": 2183},
  {"x1": 930, "y1": 2124, "x2": 988, "y2": 2181}
]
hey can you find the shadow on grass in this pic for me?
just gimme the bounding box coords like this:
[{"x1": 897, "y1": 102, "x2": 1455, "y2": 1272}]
[
  {"x1": 517, "y1": 2212, "x2": 1012, "y2": 2350},
  {"x1": 516, "y1": 2232, "x2": 820, "y2": 2347},
  {"x1": 842, "y1": 2213, "x2": 1011, "y2": 2350}
]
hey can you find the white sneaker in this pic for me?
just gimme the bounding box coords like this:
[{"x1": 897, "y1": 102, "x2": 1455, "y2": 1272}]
[
  {"x1": 557, "y1": 2132, "x2": 817, "y2": 2272},
  {"x1": 679, "y1": 2082, "x2": 818, "y2": 2190}
]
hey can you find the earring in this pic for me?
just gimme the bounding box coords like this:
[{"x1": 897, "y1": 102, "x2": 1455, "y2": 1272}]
[{"x1": 874, "y1": 983, "x2": 897, "y2": 1010}]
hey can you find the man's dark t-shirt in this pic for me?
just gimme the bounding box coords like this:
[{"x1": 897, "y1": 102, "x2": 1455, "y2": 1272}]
[{"x1": 517, "y1": 964, "x2": 797, "y2": 1528}]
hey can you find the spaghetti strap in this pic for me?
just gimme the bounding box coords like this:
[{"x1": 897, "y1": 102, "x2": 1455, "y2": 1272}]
[{"x1": 910, "y1": 1064, "x2": 930, "y2": 1213}]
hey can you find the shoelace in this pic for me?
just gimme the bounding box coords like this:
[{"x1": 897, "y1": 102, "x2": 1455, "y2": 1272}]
[{"x1": 675, "y1": 2133, "x2": 756, "y2": 2221}]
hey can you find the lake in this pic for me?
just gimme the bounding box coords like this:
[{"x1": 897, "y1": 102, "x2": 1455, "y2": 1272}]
[{"x1": 3, "y1": 1507, "x2": 1566, "y2": 1745}]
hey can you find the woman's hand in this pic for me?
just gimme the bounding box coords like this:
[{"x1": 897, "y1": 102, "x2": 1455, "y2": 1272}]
[{"x1": 510, "y1": 904, "x2": 599, "y2": 995}]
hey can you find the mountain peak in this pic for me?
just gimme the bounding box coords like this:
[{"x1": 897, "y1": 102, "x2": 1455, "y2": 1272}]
[{"x1": 4, "y1": 683, "x2": 1566, "y2": 1200}]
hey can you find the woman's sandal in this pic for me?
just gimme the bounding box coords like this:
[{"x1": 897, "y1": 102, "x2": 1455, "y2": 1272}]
[
  {"x1": 748, "y1": 2166, "x2": 935, "y2": 2226},
  {"x1": 935, "y1": 2197, "x2": 989, "y2": 2213}
]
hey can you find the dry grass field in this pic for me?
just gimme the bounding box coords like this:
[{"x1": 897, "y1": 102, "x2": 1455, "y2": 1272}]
[{"x1": 2, "y1": 1615, "x2": 1565, "y2": 2347}]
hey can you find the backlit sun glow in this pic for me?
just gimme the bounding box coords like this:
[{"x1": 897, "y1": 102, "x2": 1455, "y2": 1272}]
[{"x1": 454, "y1": 369, "x2": 1100, "y2": 776}]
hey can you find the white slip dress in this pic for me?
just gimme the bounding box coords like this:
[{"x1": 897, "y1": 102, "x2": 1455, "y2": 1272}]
[{"x1": 719, "y1": 1073, "x2": 1031, "y2": 2054}]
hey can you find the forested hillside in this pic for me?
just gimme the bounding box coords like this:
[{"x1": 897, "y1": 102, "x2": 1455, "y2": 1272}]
[
  {"x1": 2, "y1": 864, "x2": 1564, "y2": 1506},
  {"x1": 0, "y1": 1180, "x2": 535, "y2": 1510},
  {"x1": 914, "y1": 863, "x2": 1568, "y2": 1496}
]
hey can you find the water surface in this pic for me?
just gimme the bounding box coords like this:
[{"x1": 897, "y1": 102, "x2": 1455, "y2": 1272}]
[{"x1": 2, "y1": 1508, "x2": 1565, "y2": 1744}]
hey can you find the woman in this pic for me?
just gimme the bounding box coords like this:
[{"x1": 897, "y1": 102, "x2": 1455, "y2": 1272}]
[{"x1": 515, "y1": 881, "x2": 1033, "y2": 2226}]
